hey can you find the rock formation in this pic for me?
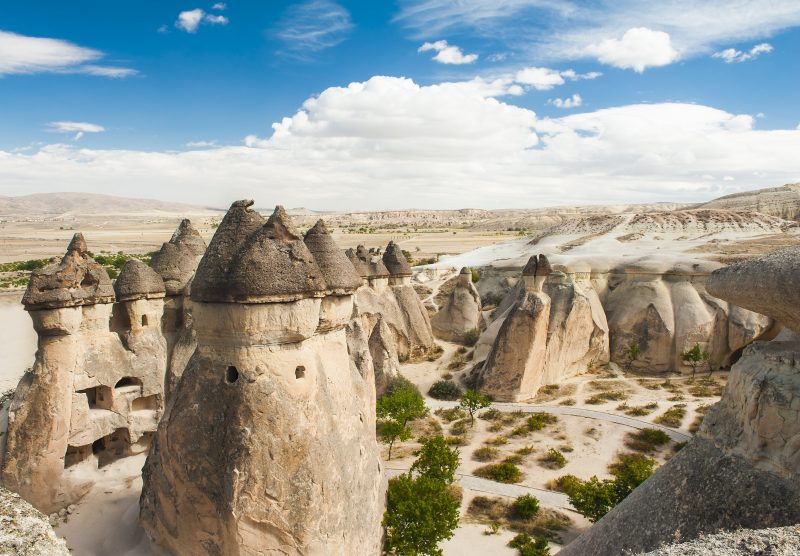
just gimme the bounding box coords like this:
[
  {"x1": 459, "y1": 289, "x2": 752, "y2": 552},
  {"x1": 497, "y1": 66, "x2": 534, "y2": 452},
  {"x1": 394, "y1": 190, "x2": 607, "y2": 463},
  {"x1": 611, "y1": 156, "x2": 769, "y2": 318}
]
[
  {"x1": 431, "y1": 267, "x2": 482, "y2": 342},
  {"x1": 0, "y1": 486, "x2": 69, "y2": 555},
  {"x1": 149, "y1": 219, "x2": 206, "y2": 399},
  {"x1": 560, "y1": 246, "x2": 800, "y2": 555},
  {"x1": 478, "y1": 256, "x2": 610, "y2": 401},
  {"x1": 139, "y1": 203, "x2": 383, "y2": 555},
  {"x1": 2, "y1": 235, "x2": 168, "y2": 513}
]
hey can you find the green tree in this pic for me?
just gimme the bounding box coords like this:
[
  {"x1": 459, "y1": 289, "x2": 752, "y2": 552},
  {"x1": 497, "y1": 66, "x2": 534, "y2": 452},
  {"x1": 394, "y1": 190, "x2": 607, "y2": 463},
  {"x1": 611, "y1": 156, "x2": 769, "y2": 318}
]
[
  {"x1": 383, "y1": 436, "x2": 461, "y2": 555},
  {"x1": 608, "y1": 453, "x2": 656, "y2": 500},
  {"x1": 703, "y1": 349, "x2": 714, "y2": 377},
  {"x1": 377, "y1": 383, "x2": 426, "y2": 460},
  {"x1": 680, "y1": 343, "x2": 706, "y2": 377},
  {"x1": 459, "y1": 389, "x2": 491, "y2": 426},
  {"x1": 411, "y1": 436, "x2": 459, "y2": 485},
  {"x1": 625, "y1": 343, "x2": 640, "y2": 371}
]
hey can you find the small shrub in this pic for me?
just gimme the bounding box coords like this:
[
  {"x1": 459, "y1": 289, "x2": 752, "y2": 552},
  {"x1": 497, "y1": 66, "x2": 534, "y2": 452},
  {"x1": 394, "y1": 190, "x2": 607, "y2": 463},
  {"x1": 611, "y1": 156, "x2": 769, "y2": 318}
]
[
  {"x1": 515, "y1": 445, "x2": 535, "y2": 456},
  {"x1": 488, "y1": 421, "x2": 505, "y2": 432},
  {"x1": 508, "y1": 533, "x2": 551, "y2": 556},
  {"x1": 471, "y1": 268, "x2": 481, "y2": 283},
  {"x1": 550, "y1": 474, "x2": 580, "y2": 493},
  {"x1": 445, "y1": 435, "x2": 469, "y2": 446},
  {"x1": 428, "y1": 380, "x2": 463, "y2": 401},
  {"x1": 526, "y1": 412, "x2": 558, "y2": 431},
  {"x1": 511, "y1": 494, "x2": 540, "y2": 519},
  {"x1": 585, "y1": 390, "x2": 628, "y2": 404},
  {"x1": 689, "y1": 415, "x2": 704, "y2": 433},
  {"x1": 480, "y1": 408, "x2": 502, "y2": 421},
  {"x1": 472, "y1": 446, "x2": 499, "y2": 462},
  {"x1": 559, "y1": 398, "x2": 576, "y2": 406},
  {"x1": 503, "y1": 454, "x2": 524, "y2": 465},
  {"x1": 434, "y1": 407, "x2": 466, "y2": 423},
  {"x1": 624, "y1": 428, "x2": 671, "y2": 453},
  {"x1": 449, "y1": 419, "x2": 469, "y2": 436},
  {"x1": 510, "y1": 425, "x2": 531, "y2": 437},
  {"x1": 655, "y1": 405, "x2": 687, "y2": 428},
  {"x1": 462, "y1": 328, "x2": 480, "y2": 347},
  {"x1": 539, "y1": 448, "x2": 567, "y2": 469},
  {"x1": 474, "y1": 462, "x2": 523, "y2": 484},
  {"x1": 485, "y1": 436, "x2": 508, "y2": 446}
]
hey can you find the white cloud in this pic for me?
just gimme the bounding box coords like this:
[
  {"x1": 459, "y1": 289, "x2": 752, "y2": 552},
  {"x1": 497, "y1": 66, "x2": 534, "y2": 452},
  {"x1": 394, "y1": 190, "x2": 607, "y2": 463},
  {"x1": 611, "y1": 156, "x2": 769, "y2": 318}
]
[
  {"x1": 185, "y1": 140, "x2": 219, "y2": 148},
  {"x1": 712, "y1": 42, "x2": 773, "y2": 63},
  {"x1": 418, "y1": 40, "x2": 478, "y2": 64},
  {"x1": 586, "y1": 27, "x2": 678, "y2": 72},
  {"x1": 513, "y1": 67, "x2": 599, "y2": 91},
  {"x1": 5, "y1": 76, "x2": 800, "y2": 209},
  {"x1": 548, "y1": 94, "x2": 582, "y2": 108},
  {"x1": 0, "y1": 31, "x2": 136, "y2": 77},
  {"x1": 273, "y1": 0, "x2": 354, "y2": 57},
  {"x1": 175, "y1": 9, "x2": 228, "y2": 33},
  {"x1": 212, "y1": 2, "x2": 226, "y2": 9},
  {"x1": 46, "y1": 121, "x2": 105, "y2": 141},
  {"x1": 395, "y1": 1, "x2": 800, "y2": 65}
]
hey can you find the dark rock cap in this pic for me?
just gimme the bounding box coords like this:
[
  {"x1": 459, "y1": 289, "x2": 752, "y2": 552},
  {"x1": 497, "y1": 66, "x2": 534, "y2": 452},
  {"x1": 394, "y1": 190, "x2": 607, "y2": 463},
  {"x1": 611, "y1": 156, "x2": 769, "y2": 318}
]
[
  {"x1": 114, "y1": 259, "x2": 166, "y2": 301},
  {"x1": 356, "y1": 245, "x2": 370, "y2": 263},
  {"x1": 346, "y1": 248, "x2": 370, "y2": 278},
  {"x1": 304, "y1": 220, "x2": 362, "y2": 294},
  {"x1": 382, "y1": 242, "x2": 412, "y2": 277},
  {"x1": 522, "y1": 254, "x2": 553, "y2": 277},
  {"x1": 195, "y1": 204, "x2": 328, "y2": 303},
  {"x1": 707, "y1": 245, "x2": 800, "y2": 334},
  {"x1": 460, "y1": 267, "x2": 471, "y2": 275},
  {"x1": 191, "y1": 200, "x2": 265, "y2": 302},
  {"x1": 369, "y1": 259, "x2": 391, "y2": 279},
  {"x1": 150, "y1": 219, "x2": 207, "y2": 296},
  {"x1": 22, "y1": 233, "x2": 115, "y2": 310}
]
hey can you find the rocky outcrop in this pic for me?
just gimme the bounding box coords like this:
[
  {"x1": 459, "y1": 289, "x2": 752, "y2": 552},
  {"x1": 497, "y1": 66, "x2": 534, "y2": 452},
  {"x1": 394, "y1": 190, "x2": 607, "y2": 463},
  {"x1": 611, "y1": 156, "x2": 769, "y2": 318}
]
[
  {"x1": 2, "y1": 235, "x2": 168, "y2": 513},
  {"x1": 0, "y1": 486, "x2": 68, "y2": 556},
  {"x1": 139, "y1": 203, "x2": 383, "y2": 555},
  {"x1": 640, "y1": 526, "x2": 800, "y2": 556},
  {"x1": 431, "y1": 267, "x2": 482, "y2": 342},
  {"x1": 561, "y1": 247, "x2": 800, "y2": 556},
  {"x1": 479, "y1": 256, "x2": 610, "y2": 401},
  {"x1": 149, "y1": 219, "x2": 206, "y2": 400},
  {"x1": 699, "y1": 182, "x2": 800, "y2": 221}
]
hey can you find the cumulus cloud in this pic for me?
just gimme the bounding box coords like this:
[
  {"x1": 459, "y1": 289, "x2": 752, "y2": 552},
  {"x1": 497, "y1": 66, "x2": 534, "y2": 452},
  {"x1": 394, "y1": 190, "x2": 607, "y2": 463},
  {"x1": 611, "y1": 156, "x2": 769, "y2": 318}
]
[
  {"x1": 0, "y1": 31, "x2": 136, "y2": 77},
  {"x1": 273, "y1": 0, "x2": 354, "y2": 57},
  {"x1": 5, "y1": 76, "x2": 799, "y2": 209},
  {"x1": 513, "y1": 67, "x2": 599, "y2": 91},
  {"x1": 548, "y1": 94, "x2": 582, "y2": 108},
  {"x1": 586, "y1": 27, "x2": 678, "y2": 72},
  {"x1": 175, "y1": 8, "x2": 228, "y2": 33},
  {"x1": 418, "y1": 40, "x2": 478, "y2": 64},
  {"x1": 712, "y1": 42, "x2": 773, "y2": 63},
  {"x1": 212, "y1": 2, "x2": 226, "y2": 9},
  {"x1": 46, "y1": 121, "x2": 105, "y2": 141}
]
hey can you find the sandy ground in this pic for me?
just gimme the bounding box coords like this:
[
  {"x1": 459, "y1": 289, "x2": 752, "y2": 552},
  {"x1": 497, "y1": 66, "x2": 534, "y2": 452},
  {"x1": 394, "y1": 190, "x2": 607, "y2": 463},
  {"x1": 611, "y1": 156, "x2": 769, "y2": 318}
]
[{"x1": 0, "y1": 292, "x2": 36, "y2": 391}]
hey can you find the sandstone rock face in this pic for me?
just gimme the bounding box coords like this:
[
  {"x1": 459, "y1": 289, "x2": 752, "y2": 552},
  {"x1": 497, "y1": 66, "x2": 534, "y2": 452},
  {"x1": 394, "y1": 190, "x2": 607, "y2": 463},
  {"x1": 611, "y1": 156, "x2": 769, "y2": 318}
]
[
  {"x1": 139, "y1": 204, "x2": 383, "y2": 555},
  {"x1": 2, "y1": 238, "x2": 168, "y2": 513},
  {"x1": 369, "y1": 318, "x2": 400, "y2": 396},
  {"x1": 561, "y1": 248, "x2": 800, "y2": 555},
  {"x1": 0, "y1": 486, "x2": 69, "y2": 556},
  {"x1": 431, "y1": 267, "x2": 482, "y2": 342},
  {"x1": 479, "y1": 257, "x2": 610, "y2": 401}
]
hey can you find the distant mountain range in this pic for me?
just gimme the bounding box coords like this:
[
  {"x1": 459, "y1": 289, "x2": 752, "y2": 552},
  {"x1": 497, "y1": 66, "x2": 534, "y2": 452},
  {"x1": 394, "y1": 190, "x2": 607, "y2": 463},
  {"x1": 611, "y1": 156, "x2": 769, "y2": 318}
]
[{"x1": 0, "y1": 192, "x2": 222, "y2": 216}]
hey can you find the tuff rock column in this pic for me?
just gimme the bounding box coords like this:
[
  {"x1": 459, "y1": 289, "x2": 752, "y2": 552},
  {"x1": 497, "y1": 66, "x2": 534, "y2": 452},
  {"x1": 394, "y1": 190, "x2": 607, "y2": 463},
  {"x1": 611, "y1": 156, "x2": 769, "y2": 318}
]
[{"x1": 139, "y1": 202, "x2": 383, "y2": 555}]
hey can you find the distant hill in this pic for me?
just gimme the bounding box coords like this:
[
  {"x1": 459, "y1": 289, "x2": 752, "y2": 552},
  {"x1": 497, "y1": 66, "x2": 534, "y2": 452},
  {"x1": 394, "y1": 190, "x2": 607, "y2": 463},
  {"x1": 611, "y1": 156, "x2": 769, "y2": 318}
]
[
  {"x1": 699, "y1": 183, "x2": 800, "y2": 221},
  {"x1": 0, "y1": 192, "x2": 222, "y2": 216}
]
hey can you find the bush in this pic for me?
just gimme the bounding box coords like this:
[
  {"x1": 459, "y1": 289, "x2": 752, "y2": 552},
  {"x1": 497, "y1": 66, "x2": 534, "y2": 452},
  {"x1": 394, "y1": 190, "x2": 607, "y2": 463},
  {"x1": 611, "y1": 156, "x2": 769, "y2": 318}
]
[
  {"x1": 508, "y1": 533, "x2": 551, "y2": 556},
  {"x1": 474, "y1": 462, "x2": 523, "y2": 484},
  {"x1": 428, "y1": 380, "x2": 463, "y2": 401},
  {"x1": 624, "y1": 428, "x2": 671, "y2": 453},
  {"x1": 511, "y1": 494, "x2": 540, "y2": 519},
  {"x1": 526, "y1": 412, "x2": 558, "y2": 431},
  {"x1": 462, "y1": 328, "x2": 480, "y2": 347},
  {"x1": 550, "y1": 474, "x2": 581, "y2": 493},
  {"x1": 472, "y1": 446, "x2": 499, "y2": 462},
  {"x1": 434, "y1": 407, "x2": 466, "y2": 423},
  {"x1": 539, "y1": 448, "x2": 567, "y2": 469},
  {"x1": 655, "y1": 405, "x2": 687, "y2": 428},
  {"x1": 382, "y1": 375, "x2": 421, "y2": 399},
  {"x1": 471, "y1": 268, "x2": 481, "y2": 283},
  {"x1": 449, "y1": 419, "x2": 469, "y2": 436}
]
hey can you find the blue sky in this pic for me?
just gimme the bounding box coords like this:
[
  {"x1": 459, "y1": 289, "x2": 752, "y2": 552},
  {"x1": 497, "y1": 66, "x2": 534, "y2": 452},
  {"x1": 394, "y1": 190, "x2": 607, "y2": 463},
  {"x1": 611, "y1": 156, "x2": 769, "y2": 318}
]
[{"x1": 1, "y1": 1, "x2": 800, "y2": 209}]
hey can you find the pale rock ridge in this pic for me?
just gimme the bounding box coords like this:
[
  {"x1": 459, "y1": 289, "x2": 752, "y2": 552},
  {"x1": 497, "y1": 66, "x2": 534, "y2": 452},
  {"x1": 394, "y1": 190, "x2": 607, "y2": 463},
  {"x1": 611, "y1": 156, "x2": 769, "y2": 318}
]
[
  {"x1": 479, "y1": 256, "x2": 610, "y2": 401},
  {"x1": 139, "y1": 203, "x2": 383, "y2": 555},
  {"x1": 560, "y1": 247, "x2": 800, "y2": 556},
  {"x1": 430, "y1": 267, "x2": 482, "y2": 342},
  {"x1": 699, "y1": 183, "x2": 800, "y2": 221},
  {"x1": 3, "y1": 236, "x2": 168, "y2": 513}
]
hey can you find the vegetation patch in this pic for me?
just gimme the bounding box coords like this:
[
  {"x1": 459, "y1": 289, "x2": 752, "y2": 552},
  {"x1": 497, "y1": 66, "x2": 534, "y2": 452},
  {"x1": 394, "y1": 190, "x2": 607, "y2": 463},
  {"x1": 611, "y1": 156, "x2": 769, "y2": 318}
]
[
  {"x1": 538, "y1": 448, "x2": 567, "y2": 469},
  {"x1": 533, "y1": 384, "x2": 577, "y2": 403},
  {"x1": 585, "y1": 391, "x2": 628, "y2": 404},
  {"x1": 655, "y1": 405, "x2": 687, "y2": 428},
  {"x1": 472, "y1": 446, "x2": 499, "y2": 462},
  {"x1": 433, "y1": 407, "x2": 466, "y2": 423},
  {"x1": 428, "y1": 379, "x2": 463, "y2": 401},
  {"x1": 467, "y1": 495, "x2": 570, "y2": 544},
  {"x1": 624, "y1": 428, "x2": 671, "y2": 453},
  {"x1": 616, "y1": 402, "x2": 658, "y2": 416},
  {"x1": 474, "y1": 462, "x2": 524, "y2": 484},
  {"x1": 526, "y1": 412, "x2": 559, "y2": 431}
]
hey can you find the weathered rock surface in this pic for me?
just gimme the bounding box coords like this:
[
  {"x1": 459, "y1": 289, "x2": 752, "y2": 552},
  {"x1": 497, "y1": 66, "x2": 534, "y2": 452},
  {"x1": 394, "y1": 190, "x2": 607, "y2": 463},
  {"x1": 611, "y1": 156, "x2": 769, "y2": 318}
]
[
  {"x1": 561, "y1": 247, "x2": 800, "y2": 555},
  {"x1": 707, "y1": 245, "x2": 800, "y2": 335},
  {"x1": 369, "y1": 318, "x2": 400, "y2": 396},
  {"x1": 114, "y1": 259, "x2": 166, "y2": 301},
  {"x1": 0, "y1": 486, "x2": 68, "y2": 556},
  {"x1": 431, "y1": 267, "x2": 482, "y2": 342},
  {"x1": 698, "y1": 182, "x2": 800, "y2": 221},
  {"x1": 640, "y1": 526, "x2": 800, "y2": 556},
  {"x1": 149, "y1": 219, "x2": 206, "y2": 296},
  {"x1": 3, "y1": 238, "x2": 168, "y2": 513},
  {"x1": 140, "y1": 203, "x2": 383, "y2": 555}
]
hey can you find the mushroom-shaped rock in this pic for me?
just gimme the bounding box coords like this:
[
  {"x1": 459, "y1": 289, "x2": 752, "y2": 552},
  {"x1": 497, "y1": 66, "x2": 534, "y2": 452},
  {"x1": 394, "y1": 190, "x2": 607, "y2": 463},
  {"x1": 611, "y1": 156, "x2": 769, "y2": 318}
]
[
  {"x1": 114, "y1": 258, "x2": 166, "y2": 301},
  {"x1": 191, "y1": 200, "x2": 265, "y2": 302},
  {"x1": 304, "y1": 220, "x2": 362, "y2": 294},
  {"x1": 346, "y1": 248, "x2": 370, "y2": 278},
  {"x1": 22, "y1": 233, "x2": 115, "y2": 310},
  {"x1": 382, "y1": 241, "x2": 412, "y2": 277},
  {"x1": 522, "y1": 254, "x2": 553, "y2": 277},
  {"x1": 150, "y1": 219, "x2": 207, "y2": 295},
  {"x1": 707, "y1": 246, "x2": 800, "y2": 335},
  {"x1": 226, "y1": 206, "x2": 327, "y2": 303},
  {"x1": 368, "y1": 259, "x2": 391, "y2": 279},
  {"x1": 356, "y1": 244, "x2": 370, "y2": 262}
]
